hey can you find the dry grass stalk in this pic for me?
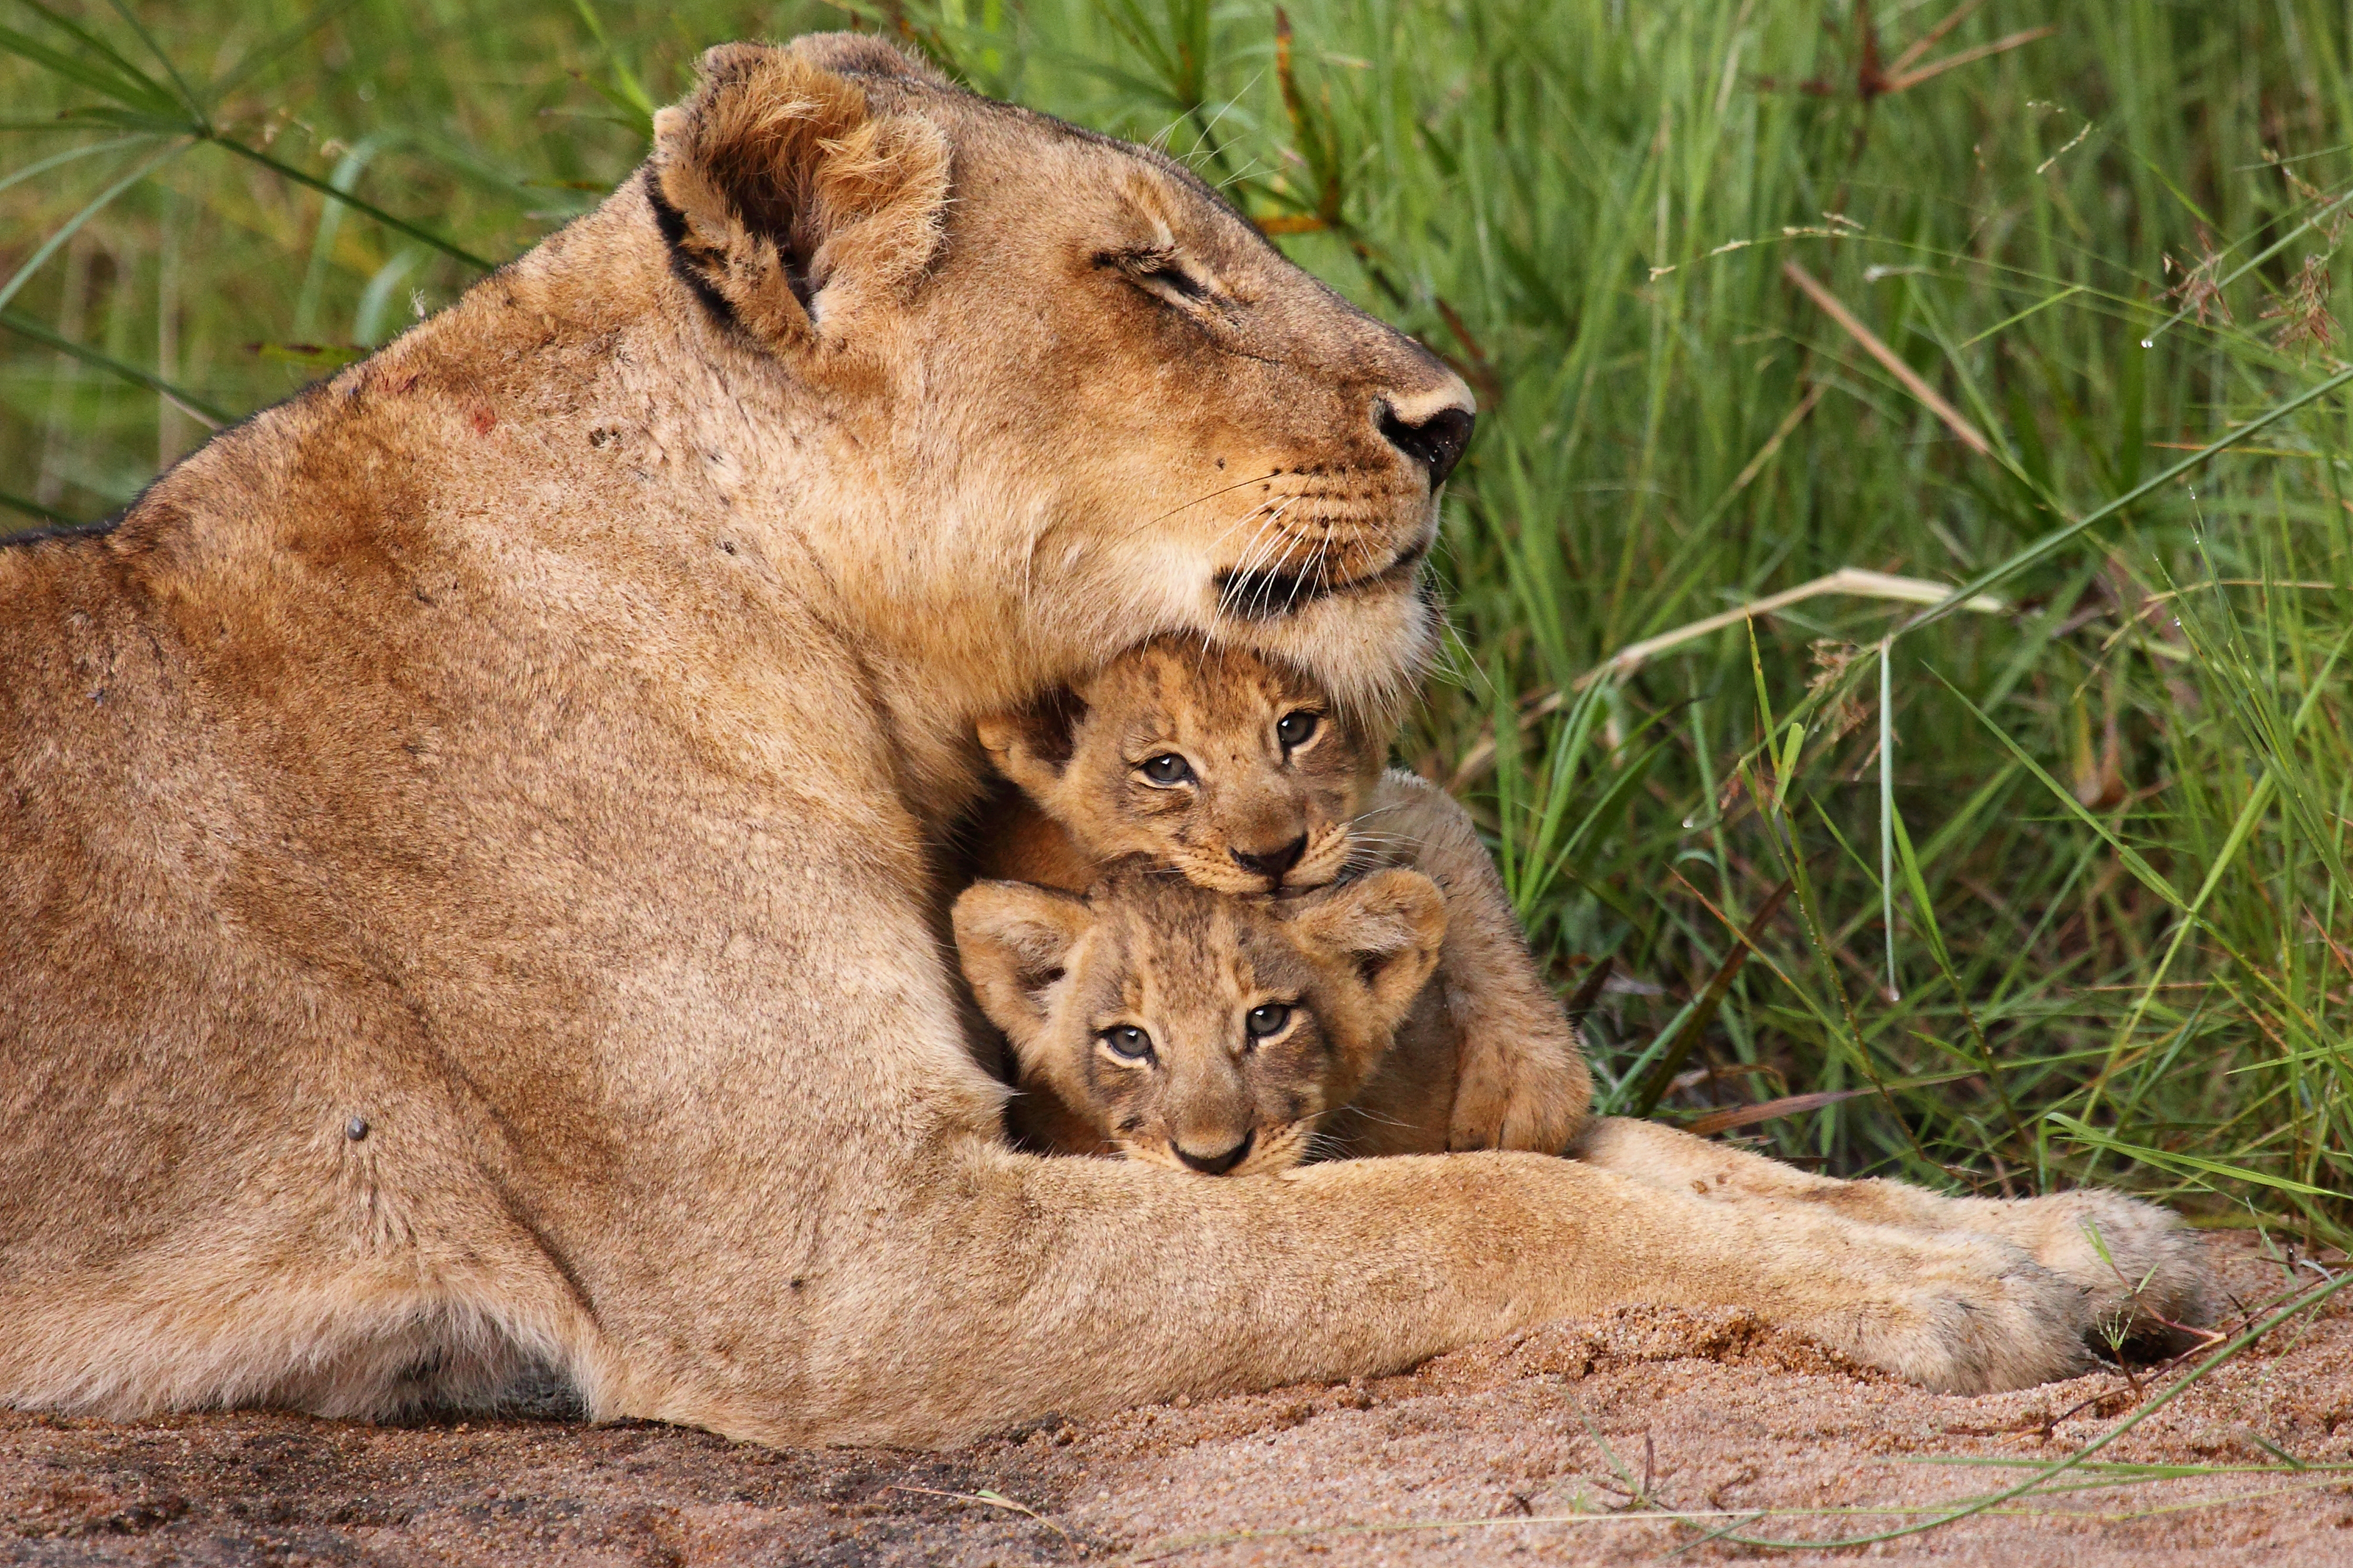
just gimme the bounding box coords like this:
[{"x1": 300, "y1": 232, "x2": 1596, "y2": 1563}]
[{"x1": 1449, "y1": 570, "x2": 2006, "y2": 790}]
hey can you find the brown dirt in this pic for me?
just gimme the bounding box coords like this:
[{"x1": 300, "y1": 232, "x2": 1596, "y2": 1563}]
[{"x1": 7, "y1": 1234, "x2": 2350, "y2": 1566}]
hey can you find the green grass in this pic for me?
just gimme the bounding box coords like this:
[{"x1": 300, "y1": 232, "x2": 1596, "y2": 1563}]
[{"x1": 4, "y1": 0, "x2": 2349, "y2": 1242}]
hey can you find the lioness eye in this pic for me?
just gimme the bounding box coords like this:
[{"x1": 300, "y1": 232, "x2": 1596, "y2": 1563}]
[
  {"x1": 1142, "y1": 259, "x2": 1208, "y2": 300},
  {"x1": 1275, "y1": 710, "x2": 1321, "y2": 751},
  {"x1": 1101, "y1": 1025, "x2": 1155, "y2": 1062},
  {"x1": 1243, "y1": 1003, "x2": 1292, "y2": 1040},
  {"x1": 1139, "y1": 753, "x2": 1193, "y2": 787}
]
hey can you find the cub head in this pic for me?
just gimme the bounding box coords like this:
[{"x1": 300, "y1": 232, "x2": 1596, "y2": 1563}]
[
  {"x1": 976, "y1": 638, "x2": 1381, "y2": 895},
  {"x1": 640, "y1": 35, "x2": 1473, "y2": 725},
  {"x1": 952, "y1": 863, "x2": 1446, "y2": 1175}
]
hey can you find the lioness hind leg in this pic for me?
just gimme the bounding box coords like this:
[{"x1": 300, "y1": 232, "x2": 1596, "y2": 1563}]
[
  {"x1": 0, "y1": 1180, "x2": 613, "y2": 1424},
  {"x1": 1568, "y1": 1117, "x2": 2208, "y2": 1351},
  {"x1": 1, "y1": 1260, "x2": 602, "y2": 1422}
]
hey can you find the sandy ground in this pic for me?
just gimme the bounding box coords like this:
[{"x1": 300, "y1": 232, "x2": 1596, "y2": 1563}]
[{"x1": 6, "y1": 1234, "x2": 2350, "y2": 1567}]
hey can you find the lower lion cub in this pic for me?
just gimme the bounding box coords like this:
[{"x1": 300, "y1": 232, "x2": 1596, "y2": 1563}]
[
  {"x1": 963, "y1": 637, "x2": 1590, "y2": 1160},
  {"x1": 954, "y1": 862, "x2": 1454, "y2": 1172}
]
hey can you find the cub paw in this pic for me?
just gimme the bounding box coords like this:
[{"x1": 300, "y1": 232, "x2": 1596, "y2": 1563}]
[
  {"x1": 1824, "y1": 1230, "x2": 2095, "y2": 1395},
  {"x1": 1447, "y1": 1049, "x2": 1588, "y2": 1156}
]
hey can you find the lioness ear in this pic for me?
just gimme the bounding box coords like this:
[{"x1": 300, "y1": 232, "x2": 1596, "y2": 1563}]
[
  {"x1": 951, "y1": 880, "x2": 1096, "y2": 1057},
  {"x1": 648, "y1": 40, "x2": 950, "y2": 346},
  {"x1": 1284, "y1": 869, "x2": 1447, "y2": 1028},
  {"x1": 976, "y1": 689, "x2": 1088, "y2": 800},
  {"x1": 785, "y1": 32, "x2": 960, "y2": 86}
]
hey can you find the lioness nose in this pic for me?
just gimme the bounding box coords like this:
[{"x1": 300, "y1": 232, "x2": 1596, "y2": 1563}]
[
  {"x1": 1232, "y1": 835, "x2": 1307, "y2": 884},
  {"x1": 1171, "y1": 1131, "x2": 1254, "y2": 1175},
  {"x1": 1377, "y1": 401, "x2": 1474, "y2": 487}
]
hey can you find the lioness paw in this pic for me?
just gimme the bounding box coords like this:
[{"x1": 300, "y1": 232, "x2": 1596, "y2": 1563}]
[
  {"x1": 1817, "y1": 1231, "x2": 2094, "y2": 1395},
  {"x1": 1958, "y1": 1189, "x2": 2210, "y2": 1356}
]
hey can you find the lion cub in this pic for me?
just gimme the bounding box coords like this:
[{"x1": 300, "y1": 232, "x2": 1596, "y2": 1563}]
[
  {"x1": 973, "y1": 637, "x2": 1590, "y2": 1154},
  {"x1": 954, "y1": 861, "x2": 1454, "y2": 1172}
]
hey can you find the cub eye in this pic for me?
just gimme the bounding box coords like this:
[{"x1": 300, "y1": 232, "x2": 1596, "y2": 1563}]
[
  {"x1": 1274, "y1": 710, "x2": 1321, "y2": 752},
  {"x1": 1101, "y1": 1025, "x2": 1155, "y2": 1062},
  {"x1": 1243, "y1": 1003, "x2": 1292, "y2": 1040},
  {"x1": 1139, "y1": 753, "x2": 1194, "y2": 787}
]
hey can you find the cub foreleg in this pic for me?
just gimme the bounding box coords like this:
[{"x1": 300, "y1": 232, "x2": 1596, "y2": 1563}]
[{"x1": 1358, "y1": 771, "x2": 1590, "y2": 1153}]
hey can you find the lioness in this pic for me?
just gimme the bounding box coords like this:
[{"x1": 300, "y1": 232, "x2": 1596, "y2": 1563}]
[
  {"x1": 973, "y1": 636, "x2": 1591, "y2": 1153},
  {"x1": 955, "y1": 861, "x2": 1453, "y2": 1172},
  {"x1": 0, "y1": 34, "x2": 2204, "y2": 1443}
]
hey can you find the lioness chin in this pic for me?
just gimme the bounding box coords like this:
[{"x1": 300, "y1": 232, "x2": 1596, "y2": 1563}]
[{"x1": 0, "y1": 32, "x2": 2204, "y2": 1445}]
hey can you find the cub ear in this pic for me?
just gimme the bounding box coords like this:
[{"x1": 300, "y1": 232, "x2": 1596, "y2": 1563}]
[
  {"x1": 975, "y1": 688, "x2": 1089, "y2": 801},
  {"x1": 951, "y1": 880, "x2": 1096, "y2": 1059},
  {"x1": 1282, "y1": 869, "x2": 1448, "y2": 1029},
  {"x1": 648, "y1": 40, "x2": 950, "y2": 346}
]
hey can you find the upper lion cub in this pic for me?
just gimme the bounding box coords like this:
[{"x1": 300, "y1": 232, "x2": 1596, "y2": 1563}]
[{"x1": 973, "y1": 637, "x2": 1590, "y2": 1154}]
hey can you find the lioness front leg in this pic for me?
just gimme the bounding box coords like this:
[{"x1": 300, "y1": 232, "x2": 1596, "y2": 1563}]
[
  {"x1": 1569, "y1": 1117, "x2": 2207, "y2": 1349},
  {"x1": 1363, "y1": 773, "x2": 1591, "y2": 1153},
  {"x1": 779, "y1": 1142, "x2": 2096, "y2": 1446}
]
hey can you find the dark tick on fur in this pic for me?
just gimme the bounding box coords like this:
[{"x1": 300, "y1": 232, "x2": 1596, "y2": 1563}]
[{"x1": 346, "y1": 1117, "x2": 368, "y2": 1142}]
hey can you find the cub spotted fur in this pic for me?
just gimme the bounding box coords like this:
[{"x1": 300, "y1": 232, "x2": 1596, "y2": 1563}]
[
  {"x1": 954, "y1": 862, "x2": 1450, "y2": 1173},
  {"x1": 975, "y1": 637, "x2": 1590, "y2": 1153}
]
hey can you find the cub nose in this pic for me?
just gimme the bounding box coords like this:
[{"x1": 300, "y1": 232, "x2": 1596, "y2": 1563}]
[
  {"x1": 1377, "y1": 401, "x2": 1474, "y2": 488},
  {"x1": 1231, "y1": 835, "x2": 1307, "y2": 884},
  {"x1": 1171, "y1": 1131, "x2": 1254, "y2": 1175}
]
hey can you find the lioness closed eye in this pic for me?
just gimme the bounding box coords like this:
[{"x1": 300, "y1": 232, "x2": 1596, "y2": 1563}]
[
  {"x1": 974, "y1": 636, "x2": 1591, "y2": 1153},
  {"x1": 952, "y1": 862, "x2": 1450, "y2": 1173}
]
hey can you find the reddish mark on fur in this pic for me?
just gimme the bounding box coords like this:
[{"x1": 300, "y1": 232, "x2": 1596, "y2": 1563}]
[{"x1": 471, "y1": 407, "x2": 497, "y2": 436}]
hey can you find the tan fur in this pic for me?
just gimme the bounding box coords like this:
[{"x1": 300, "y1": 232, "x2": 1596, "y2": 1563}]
[
  {"x1": 954, "y1": 864, "x2": 1446, "y2": 1173},
  {"x1": 975, "y1": 640, "x2": 1590, "y2": 1152},
  {"x1": 0, "y1": 35, "x2": 2204, "y2": 1443},
  {"x1": 1568, "y1": 1117, "x2": 2209, "y2": 1353},
  {"x1": 1352, "y1": 768, "x2": 1595, "y2": 1152}
]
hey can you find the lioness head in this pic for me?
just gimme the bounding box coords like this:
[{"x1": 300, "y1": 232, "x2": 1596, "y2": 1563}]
[
  {"x1": 640, "y1": 35, "x2": 1472, "y2": 735},
  {"x1": 952, "y1": 863, "x2": 1446, "y2": 1175},
  {"x1": 976, "y1": 637, "x2": 1379, "y2": 895}
]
